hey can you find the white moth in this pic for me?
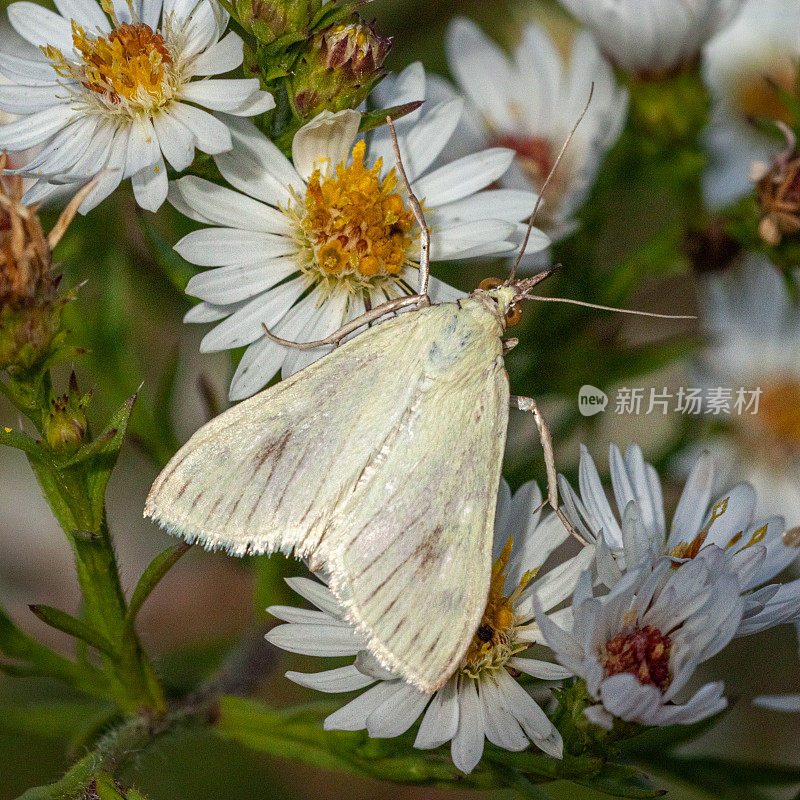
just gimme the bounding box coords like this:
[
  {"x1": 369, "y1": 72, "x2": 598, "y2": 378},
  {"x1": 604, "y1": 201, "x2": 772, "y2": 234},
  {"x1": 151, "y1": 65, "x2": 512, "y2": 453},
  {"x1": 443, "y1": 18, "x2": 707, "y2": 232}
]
[
  {"x1": 146, "y1": 108, "x2": 674, "y2": 692},
  {"x1": 144, "y1": 275, "x2": 568, "y2": 693}
]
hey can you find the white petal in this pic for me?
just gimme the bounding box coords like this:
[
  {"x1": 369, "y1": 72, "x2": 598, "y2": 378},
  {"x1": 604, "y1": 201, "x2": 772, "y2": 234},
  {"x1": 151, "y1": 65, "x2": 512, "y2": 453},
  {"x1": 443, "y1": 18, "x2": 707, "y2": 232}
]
[
  {"x1": 450, "y1": 679, "x2": 485, "y2": 774},
  {"x1": 286, "y1": 665, "x2": 376, "y2": 694},
  {"x1": 414, "y1": 680, "x2": 459, "y2": 749},
  {"x1": 366, "y1": 682, "x2": 430, "y2": 738},
  {"x1": 429, "y1": 220, "x2": 518, "y2": 260},
  {"x1": 185, "y1": 258, "x2": 297, "y2": 304},
  {"x1": 413, "y1": 148, "x2": 514, "y2": 207},
  {"x1": 168, "y1": 103, "x2": 232, "y2": 155},
  {"x1": 507, "y1": 657, "x2": 573, "y2": 680},
  {"x1": 131, "y1": 157, "x2": 168, "y2": 211},
  {"x1": 184, "y1": 300, "x2": 238, "y2": 323},
  {"x1": 292, "y1": 109, "x2": 361, "y2": 182},
  {"x1": 225, "y1": 90, "x2": 276, "y2": 117},
  {"x1": 0, "y1": 84, "x2": 63, "y2": 115},
  {"x1": 284, "y1": 576, "x2": 342, "y2": 617},
  {"x1": 124, "y1": 118, "x2": 160, "y2": 178},
  {"x1": 190, "y1": 31, "x2": 244, "y2": 76},
  {"x1": 181, "y1": 78, "x2": 263, "y2": 112},
  {"x1": 753, "y1": 694, "x2": 800, "y2": 712},
  {"x1": 53, "y1": 0, "x2": 109, "y2": 31},
  {"x1": 668, "y1": 452, "x2": 715, "y2": 549},
  {"x1": 175, "y1": 227, "x2": 297, "y2": 266},
  {"x1": 265, "y1": 622, "x2": 364, "y2": 656},
  {"x1": 199, "y1": 276, "x2": 306, "y2": 351},
  {"x1": 153, "y1": 111, "x2": 196, "y2": 171},
  {"x1": 324, "y1": 682, "x2": 400, "y2": 731},
  {"x1": 0, "y1": 104, "x2": 75, "y2": 151},
  {"x1": 173, "y1": 176, "x2": 292, "y2": 233},
  {"x1": 8, "y1": 2, "x2": 74, "y2": 51},
  {"x1": 478, "y1": 678, "x2": 529, "y2": 751},
  {"x1": 435, "y1": 189, "x2": 536, "y2": 226},
  {"x1": 496, "y1": 670, "x2": 562, "y2": 757},
  {"x1": 0, "y1": 52, "x2": 60, "y2": 85}
]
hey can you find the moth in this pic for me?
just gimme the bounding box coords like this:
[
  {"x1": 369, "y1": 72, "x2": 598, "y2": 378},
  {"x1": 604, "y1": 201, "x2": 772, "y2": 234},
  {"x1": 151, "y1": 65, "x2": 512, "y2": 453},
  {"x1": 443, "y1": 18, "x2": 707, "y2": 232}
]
[{"x1": 145, "y1": 109, "x2": 679, "y2": 692}]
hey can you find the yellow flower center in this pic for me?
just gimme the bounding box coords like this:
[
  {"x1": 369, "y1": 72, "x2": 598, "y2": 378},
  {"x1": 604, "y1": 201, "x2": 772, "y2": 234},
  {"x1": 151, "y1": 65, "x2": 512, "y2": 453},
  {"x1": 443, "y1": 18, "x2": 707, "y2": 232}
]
[
  {"x1": 758, "y1": 378, "x2": 800, "y2": 446},
  {"x1": 299, "y1": 140, "x2": 418, "y2": 286},
  {"x1": 42, "y1": 0, "x2": 177, "y2": 115},
  {"x1": 735, "y1": 57, "x2": 798, "y2": 125},
  {"x1": 460, "y1": 538, "x2": 537, "y2": 679}
]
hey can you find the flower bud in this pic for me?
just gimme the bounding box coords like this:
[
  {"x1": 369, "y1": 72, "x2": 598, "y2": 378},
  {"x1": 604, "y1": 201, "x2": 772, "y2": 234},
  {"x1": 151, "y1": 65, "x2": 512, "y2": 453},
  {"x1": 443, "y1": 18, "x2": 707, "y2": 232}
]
[
  {"x1": 43, "y1": 373, "x2": 91, "y2": 454},
  {"x1": 0, "y1": 168, "x2": 62, "y2": 375},
  {"x1": 235, "y1": 0, "x2": 323, "y2": 44},
  {"x1": 0, "y1": 154, "x2": 88, "y2": 376},
  {"x1": 753, "y1": 148, "x2": 800, "y2": 247},
  {"x1": 291, "y1": 17, "x2": 391, "y2": 120}
]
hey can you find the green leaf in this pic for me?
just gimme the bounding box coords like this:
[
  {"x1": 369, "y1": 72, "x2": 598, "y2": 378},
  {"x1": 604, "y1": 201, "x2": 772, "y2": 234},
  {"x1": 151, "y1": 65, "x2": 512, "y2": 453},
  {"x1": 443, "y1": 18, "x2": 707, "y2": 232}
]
[
  {"x1": 84, "y1": 393, "x2": 136, "y2": 522},
  {"x1": 28, "y1": 604, "x2": 116, "y2": 656},
  {"x1": 572, "y1": 763, "x2": 666, "y2": 799},
  {"x1": 0, "y1": 700, "x2": 112, "y2": 740},
  {"x1": 647, "y1": 757, "x2": 800, "y2": 788},
  {"x1": 14, "y1": 752, "x2": 101, "y2": 800},
  {"x1": 124, "y1": 543, "x2": 191, "y2": 633},
  {"x1": 216, "y1": 696, "x2": 497, "y2": 790},
  {"x1": 0, "y1": 426, "x2": 49, "y2": 459},
  {"x1": 358, "y1": 102, "x2": 424, "y2": 133}
]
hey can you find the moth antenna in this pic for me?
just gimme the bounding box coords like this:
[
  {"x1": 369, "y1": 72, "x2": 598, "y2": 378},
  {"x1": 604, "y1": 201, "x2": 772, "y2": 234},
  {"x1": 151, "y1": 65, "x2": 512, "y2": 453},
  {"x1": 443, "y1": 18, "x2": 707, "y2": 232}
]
[
  {"x1": 507, "y1": 83, "x2": 595, "y2": 283},
  {"x1": 387, "y1": 115, "x2": 430, "y2": 302},
  {"x1": 521, "y1": 294, "x2": 696, "y2": 320}
]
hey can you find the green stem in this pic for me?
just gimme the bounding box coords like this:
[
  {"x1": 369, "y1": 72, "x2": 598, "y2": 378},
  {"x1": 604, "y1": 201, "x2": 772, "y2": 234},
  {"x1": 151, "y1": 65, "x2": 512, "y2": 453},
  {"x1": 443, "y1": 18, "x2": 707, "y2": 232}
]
[{"x1": 28, "y1": 459, "x2": 165, "y2": 714}]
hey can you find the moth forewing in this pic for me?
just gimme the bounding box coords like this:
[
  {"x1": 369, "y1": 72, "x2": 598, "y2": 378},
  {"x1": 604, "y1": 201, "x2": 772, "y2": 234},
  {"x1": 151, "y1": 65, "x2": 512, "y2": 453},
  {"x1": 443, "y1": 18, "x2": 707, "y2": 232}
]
[{"x1": 145, "y1": 292, "x2": 511, "y2": 691}]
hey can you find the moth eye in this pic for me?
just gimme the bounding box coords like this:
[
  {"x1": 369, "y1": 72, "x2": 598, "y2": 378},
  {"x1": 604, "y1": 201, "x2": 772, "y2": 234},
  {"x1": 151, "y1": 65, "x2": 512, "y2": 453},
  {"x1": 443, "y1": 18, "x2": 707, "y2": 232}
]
[
  {"x1": 479, "y1": 277, "x2": 504, "y2": 291},
  {"x1": 505, "y1": 304, "x2": 522, "y2": 327}
]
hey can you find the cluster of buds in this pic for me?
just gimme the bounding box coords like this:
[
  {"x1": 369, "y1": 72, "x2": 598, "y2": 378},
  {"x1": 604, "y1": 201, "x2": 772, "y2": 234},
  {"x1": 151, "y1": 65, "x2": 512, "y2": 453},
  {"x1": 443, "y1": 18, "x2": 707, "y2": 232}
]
[
  {"x1": 235, "y1": 0, "x2": 323, "y2": 45},
  {"x1": 752, "y1": 125, "x2": 800, "y2": 246},
  {"x1": 0, "y1": 153, "x2": 91, "y2": 376},
  {"x1": 43, "y1": 371, "x2": 91, "y2": 454},
  {"x1": 290, "y1": 17, "x2": 391, "y2": 120}
]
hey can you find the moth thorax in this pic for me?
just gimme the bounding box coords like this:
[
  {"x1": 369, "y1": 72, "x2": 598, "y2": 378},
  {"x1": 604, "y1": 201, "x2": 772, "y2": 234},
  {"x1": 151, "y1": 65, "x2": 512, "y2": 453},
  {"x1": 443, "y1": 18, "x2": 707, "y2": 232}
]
[
  {"x1": 44, "y1": 20, "x2": 175, "y2": 110},
  {"x1": 299, "y1": 140, "x2": 418, "y2": 285},
  {"x1": 600, "y1": 624, "x2": 672, "y2": 692},
  {"x1": 734, "y1": 56, "x2": 797, "y2": 124}
]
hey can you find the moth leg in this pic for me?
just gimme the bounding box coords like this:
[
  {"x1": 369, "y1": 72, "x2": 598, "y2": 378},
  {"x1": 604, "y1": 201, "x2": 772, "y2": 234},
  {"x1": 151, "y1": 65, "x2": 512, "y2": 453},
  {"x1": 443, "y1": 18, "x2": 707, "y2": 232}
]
[
  {"x1": 511, "y1": 395, "x2": 588, "y2": 545},
  {"x1": 262, "y1": 293, "x2": 427, "y2": 351}
]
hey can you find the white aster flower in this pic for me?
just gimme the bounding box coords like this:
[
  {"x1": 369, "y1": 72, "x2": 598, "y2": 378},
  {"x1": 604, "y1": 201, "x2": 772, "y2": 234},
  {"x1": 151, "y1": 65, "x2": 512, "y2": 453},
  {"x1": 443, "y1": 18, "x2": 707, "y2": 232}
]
[
  {"x1": 0, "y1": 0, "x2": 275, "y2": 212},
  {"x1": 559, "y1": 442, "x2": 800, "y2": 638},
  {"x1": 264, "y1": 480, "x2": 594, "y2": 774},
  {"x1": 171, "y1": 63, "x2": 548, "y2": 400},
  {"x1": 689, "y1": 255, "x2": 800, "y2": 529},
  {"x1": 536, "y1": 554, "x2": 740, "y2": 728},
  {"x1": 436, "y1": 18, "x2": 627, "y2": 242},
  {"x1": 559, "y1": 0, "x2": 744, "y2": 76},
  {"x1": 701, "y1": 0, "x2": 800, "y2": 208}
]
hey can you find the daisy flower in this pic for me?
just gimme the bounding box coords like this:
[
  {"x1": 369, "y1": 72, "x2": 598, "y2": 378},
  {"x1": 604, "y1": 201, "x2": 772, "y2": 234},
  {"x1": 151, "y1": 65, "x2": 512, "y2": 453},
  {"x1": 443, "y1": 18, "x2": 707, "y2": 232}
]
[
  {"x1": 536, "y1": 553, "x2": 741, "y2": 728},
  {"x1": 558, "y1": 0, "x2": 744, "y2": 77},
  {"x1": 689, "y1": 255, "x2": 800, "y2": 528},
  {"x1": 0, "y1": 0, "x2": 275, "y2": 212},
  {"x1": 264, "y1": 480, "x2": 594, "y2": 774},
  {"x1": 701, "y1": 0, "x2": 800, "y2": 209},
  {"x1": 436, "y1": 18, "x2": 627, "y2": 241},
  {"x1": 559, "y1": 442, "x2": 800, "y2": 637},
  {"x1": 171, "y1": 63, "x2": 548, "y2": 401}
]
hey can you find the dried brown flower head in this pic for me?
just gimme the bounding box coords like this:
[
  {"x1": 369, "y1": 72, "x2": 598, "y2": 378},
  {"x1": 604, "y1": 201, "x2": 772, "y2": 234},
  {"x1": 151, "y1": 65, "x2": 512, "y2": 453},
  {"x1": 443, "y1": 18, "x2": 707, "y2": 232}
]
[{"x1": 752, "y1": 124, "x2": 800, "y2": 246}]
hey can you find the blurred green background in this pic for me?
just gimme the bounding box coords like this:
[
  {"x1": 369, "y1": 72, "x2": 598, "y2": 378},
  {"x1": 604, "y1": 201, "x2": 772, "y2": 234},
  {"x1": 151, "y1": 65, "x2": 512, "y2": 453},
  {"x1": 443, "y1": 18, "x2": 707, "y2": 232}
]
[{"x1": 1, "y1": 0, "x2": 799, "y2": 797}]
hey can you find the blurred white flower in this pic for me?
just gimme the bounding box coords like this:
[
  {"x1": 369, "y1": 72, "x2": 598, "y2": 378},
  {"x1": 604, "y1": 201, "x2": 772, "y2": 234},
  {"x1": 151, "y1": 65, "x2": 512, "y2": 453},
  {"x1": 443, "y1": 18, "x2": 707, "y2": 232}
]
[
  {"x1": 558, "y1": 0, "x2": 744, "y2": 76},
  {"x1": 435, "y1": 18, "x2": 627, "y2": 242},
  {"x1": 560, "y1": 443, "x2": 800, "y2": 637},
  {"x1": 536, "y1": 555, "x2": 738, "y2": 728},
  {"x1": 0, "y1": 0, "x2": 275, "y2": 213},
  {"x1": 172, "y1": 63, "x2": 548, "y2": 401},
  {"x1": 265, "y1": 481, "x2": 594, "y2": 774},
  {"x1": 701, "y1": 0, "x2": 800, "y2": 208},
  {"x1": 691, "y1": 256, "x2": 800, "y2": 528}
]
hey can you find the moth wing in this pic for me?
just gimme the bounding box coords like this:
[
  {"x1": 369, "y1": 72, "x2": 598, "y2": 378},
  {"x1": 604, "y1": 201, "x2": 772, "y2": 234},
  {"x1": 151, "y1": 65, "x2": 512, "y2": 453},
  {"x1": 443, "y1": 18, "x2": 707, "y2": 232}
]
[
  {"x1": 325, "y1": 309, "x2": 509, "y2": 692},
  {"x1": 145, "y1": 304, "x2": 464, "y2": 559}
]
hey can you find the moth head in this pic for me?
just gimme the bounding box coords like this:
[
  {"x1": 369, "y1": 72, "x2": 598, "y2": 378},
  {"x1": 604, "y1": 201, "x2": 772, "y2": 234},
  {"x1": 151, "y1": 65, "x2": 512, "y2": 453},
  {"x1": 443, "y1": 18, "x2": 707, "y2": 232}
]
[{"x1": 474, "y1": 279, "x2": 520, "y2": 328}]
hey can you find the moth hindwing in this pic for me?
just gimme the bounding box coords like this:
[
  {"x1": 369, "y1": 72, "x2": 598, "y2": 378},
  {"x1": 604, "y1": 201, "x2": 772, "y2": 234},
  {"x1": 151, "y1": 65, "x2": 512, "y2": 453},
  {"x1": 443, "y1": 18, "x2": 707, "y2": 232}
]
[{"x1": 145, "y1": 290, "x2": 512, "y2": 691}]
